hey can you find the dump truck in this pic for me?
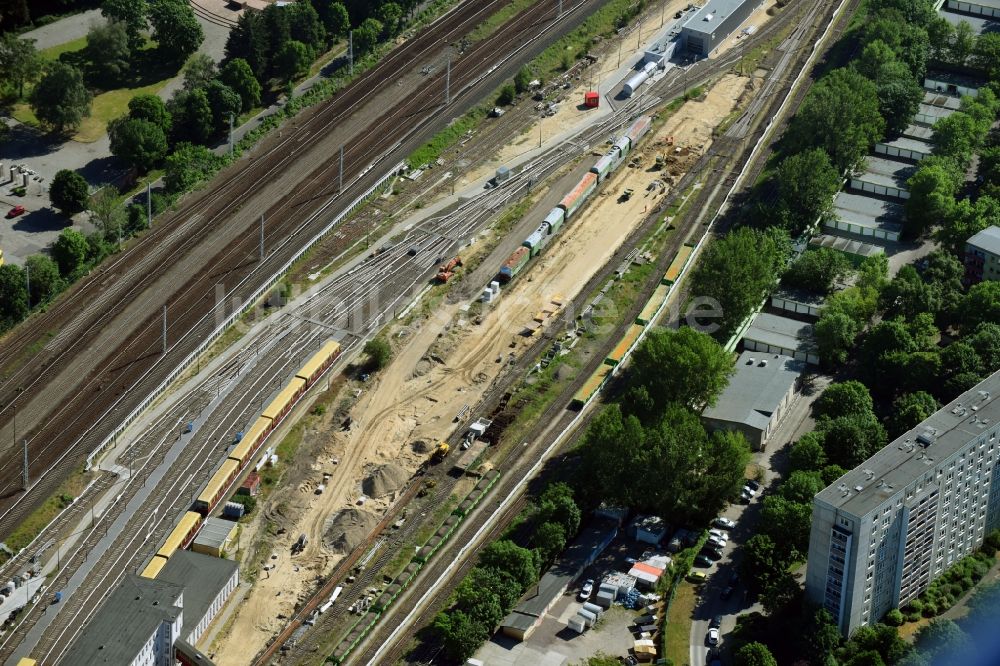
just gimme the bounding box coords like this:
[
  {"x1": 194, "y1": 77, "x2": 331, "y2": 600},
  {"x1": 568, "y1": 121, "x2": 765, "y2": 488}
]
[{"x1": 431, "y1": 441, "x2": 450, "y2": 463}]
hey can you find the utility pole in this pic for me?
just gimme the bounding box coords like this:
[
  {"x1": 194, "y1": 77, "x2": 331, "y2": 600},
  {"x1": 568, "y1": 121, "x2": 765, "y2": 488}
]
[
  {"x1": 661, "y1": 0, "x2": 665, "y2": 27},
  {"x1": 229, "y1": 113, "x2": 234, "y2": 158},
  {"x1": 538, "y1": 123, "x2": 542, "y2": 148},
  {"x1": 146, "y1": 182, "x2": 152, "y2": 228},
  {"x1": 21, "y1": 439, "x2": 28, "y2": 490},
  {"x1": 24, "y1": 262, "x2": 29, "y2": 309},
  {"x1": 339, "y1": 146, "x2": 344, "y2": 193},
  {"x1": 637, "y1": 19, "x2": 642, "y2": 50},
  {"x1": 162, "y1": 305, "x2": 167, "y2": 354},
  {"x1": 558, "y1": 0, "x2": 562, "y2": 18},
  {"x1": 259, "y1": 214, "x2": 265, "y2": 260},
  {"x1": 618, "y1": 38, "x2": 623, "y2": 68},
  {"x1": 445, "y1": 58, "x2": 451, "y2": 105},
  {"x1": 348, "y1": 31, "x2": 354, "y2": 76}
]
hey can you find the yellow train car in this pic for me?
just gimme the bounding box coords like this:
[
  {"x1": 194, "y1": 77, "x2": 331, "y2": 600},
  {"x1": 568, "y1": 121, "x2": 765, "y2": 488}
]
[
  {"x1": 636, "y1": 284, "x2": 670, "y2": 325},
  {"x1": 571, "y1": 365, "x2": 613, "y2": 408},
  {"x1": 606, "y1": 323, "x2": 646, "y2": 366},
  {"x1": 296, "y1": 339, "x2": 342, "y2": 386},
  {"x1": 663, "y1": 244, "x2": 695, "y2": 285},
  {"x1": 261, "y1": 377, "x2": 306, "y2": 422},
  {"x1": 156, "y1": 511, "x2": 202, "y2": 560},
  {"x1": 140, "y1": 554, "x2": 169, "y2": 579},
  {"x1": 193, "y1": 459, "x2": 240, "y2": 515},
  {"x1": 16, "y1": 658, "x2": 37, "y2": 666},
  {"x1": 229, "y1": 415, "x2": 273, "y2": 468}
]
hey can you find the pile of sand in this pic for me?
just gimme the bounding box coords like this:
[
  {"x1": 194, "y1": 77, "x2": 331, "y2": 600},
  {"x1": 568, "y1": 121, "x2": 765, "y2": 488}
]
[
  {"x1": 362, "y1": 463, "x2": 410, "y2": 499},
  {"x1": 324, "y1": 508, "x2": 378, "y2": 554}
]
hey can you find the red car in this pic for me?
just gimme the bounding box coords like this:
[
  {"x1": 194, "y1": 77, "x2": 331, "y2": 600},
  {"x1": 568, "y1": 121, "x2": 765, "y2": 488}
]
[{"x1": 5, "y1": 205, "x2": 25, "y2": 219}]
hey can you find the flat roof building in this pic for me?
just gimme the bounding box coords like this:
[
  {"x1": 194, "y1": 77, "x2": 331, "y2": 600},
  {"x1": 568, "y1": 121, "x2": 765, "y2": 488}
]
[
  {"x1": 946, "y1": 0, "x2": 1000, "y2": 18},
  {"x1": 680, "y1": 0, "x2": 763, "y2": 56},
  {"x1": 827, "y1": 191, "x2": 904, "y2": 242},
  {"x1": 191, "y1": 517, "x2": 237, "y2": 558},
  {"x1": 809, "y1": 234, "x2": 886, "y2": 262},
  {"x1": 964, "y1": 225, "x2": 1000, "y2": 285},
  {"x1": 742, "y1": 312, "x2": 819, "y2": 365},
  {"x1": 924, "y1": 70, "x2": 983, "y2": 97},
  {"x1": 874, "y1": 135, "x2": 933, "y2": 163},
  {"x1": 770, "y1": 287, "x2": 826, "y2": 319},
  {"x1": 848, "y1": 157, "x2": 916, "y2": 201},
  {"x1": 702, "y1": 351, "x2": 805, "y2": 451},
  {"x1": 806, "y1": 372, "x2": 1000, "y2": 636},
  {"x1": 158, "y1": 550, "x2": 239, "y2": 645}
]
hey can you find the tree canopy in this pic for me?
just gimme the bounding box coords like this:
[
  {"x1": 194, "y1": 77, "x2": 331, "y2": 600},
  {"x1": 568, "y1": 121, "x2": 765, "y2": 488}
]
[
  {"x1": 30, "y1": 62, "x2": 92, "y2": 133},
  {"x1": 0, "y1": 34, "x2": 42, "y2": 99},
  {"x1": 774, "y1": 149, "x2": 842, "y2": 234},
  {"x1": 108, "y1": 118, "x2": 168, "y2": 173},
  {"x1": 783, "y1": 247, "x2": 852, "y2": 295},
  {"x1": 148, "y1": 0, "x2": 204, "y2": 62},
  {"x1": 49, "y1": 169, "x2": 90, "y2": 215},
  {"x1": 626, "y1": 327, "x2": 733, "y2": 413}
]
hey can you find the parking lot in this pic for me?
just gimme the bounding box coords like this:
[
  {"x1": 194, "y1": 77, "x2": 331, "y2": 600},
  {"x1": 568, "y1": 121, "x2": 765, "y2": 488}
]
[{"x1": 0, "y1": 167, "x2": 92, "y2": 266}]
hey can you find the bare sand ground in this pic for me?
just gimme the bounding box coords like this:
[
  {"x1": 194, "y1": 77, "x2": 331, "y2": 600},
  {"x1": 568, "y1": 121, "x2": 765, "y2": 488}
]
[{"x1": 208, "y1": 68, "x2": 755, "y2": 666}]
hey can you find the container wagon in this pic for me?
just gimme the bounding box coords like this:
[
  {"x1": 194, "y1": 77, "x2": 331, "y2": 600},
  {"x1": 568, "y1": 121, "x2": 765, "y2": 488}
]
[
  {"x1": 261, "y1": 376, "x2": 306, "y2": 422},
  {"x1": 605, "y1": 323, "x2": 646, "y2": 366},
  {"x1": 624, "y1": 115, "x2": 653, "y2": 147},
  {"x1": 636, "y1": 284, "x2": 670, "y2": 325},
  {"x1": 194, "y1": 459, "x2": 240, "y2": 514},
  {"x1": 590, "y1": 154, "x2": 616, "y2": 182},
  {"x1": 571, "y1": 364, "x2": 613, "y2": 408},
  {"x1": 295, "y1": 339, "x2": 342, "y2": 386},
  {"x1": 558, "y1": 172, "x2": 598, "y2": 220},
  {"x1": 544, "y1": 207, "x2": 565, "y2": 235},
  {"x1": 522, "y1": 229, "x2": 549, "y2": 256},
  {"x1": 157, "y1": 511, "x2": 203, "y2": 560},
  {"x1": 499, "y1": 246, "x2": 530, "y2": 282},
  {"x1": 662, "y1": 243, "x2": 695, "y2": 285},
  {"x1": 228, "y1": 415, "x2": 273, "y2": 467},
  {"x1": 614, "y1": 136, "x2": 632, "y2": 160}
]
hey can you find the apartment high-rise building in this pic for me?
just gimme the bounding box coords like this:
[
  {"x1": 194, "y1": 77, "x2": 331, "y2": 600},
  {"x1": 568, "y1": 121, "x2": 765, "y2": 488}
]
[{"x1": 805, "y1": 372, "x2": 1000, "y2": 636}]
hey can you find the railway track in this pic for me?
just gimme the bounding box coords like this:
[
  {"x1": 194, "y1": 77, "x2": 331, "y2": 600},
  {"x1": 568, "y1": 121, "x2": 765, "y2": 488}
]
[{"x1": 0, "y1": 0, "x2": 595, "y2": 548}]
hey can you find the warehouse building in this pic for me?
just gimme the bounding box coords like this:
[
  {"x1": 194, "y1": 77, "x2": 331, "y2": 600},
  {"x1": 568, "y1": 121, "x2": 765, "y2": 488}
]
[
  {"x1": 680, "y1": 0, "x2": 763, "y2": 57},
  {"x1": 702, "y1": 351, "x2": 804, "y2": 450},
  {"x1": 157, "y1": 551, "x2": 239, "y2": 645},
  {"x1": 849, "y1": 157, "x2": 916, "y2": 201},
  {"x1": 964, "y1": 225, "x2": 1000, "y2": 285},
  {"x1": 192, "y1": 517, "x2": 237, "y2": 558},
  {"x1": 743, "y1": 312, "x2": 819, "y2": 365},
  {"x1": 806, "y1": 373, "x2": 1000, "y2": 636}
]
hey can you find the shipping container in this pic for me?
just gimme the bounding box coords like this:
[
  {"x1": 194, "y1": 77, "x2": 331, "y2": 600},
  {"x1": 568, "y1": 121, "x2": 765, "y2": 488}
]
[
  {"x1": 590, "y1": 154, "x2": 615, "y2": 182},
  {"x1": 295, "y1": 339, "x2": 343, "y2": 386},
  {"x1": 141, "y1": 554, "x2": 169, "y2": 579},
  {"x1": 544, "y1": 207, "x2": 565, "y2": 235},
  {"x1": 194, "y1": 459, "x2": 240, "y2": 514},
  {"x1": 223, "y1": 501, "x2": 245, "y2": 520},
  {"x1": 558, "y1": 172, "x2": 598, "y2": 219},
  {"x1": 228, "y1": 415, "x2": 274, "y2": 467},
  {"x1": 156, "y1": 511, "x2": 202, "y2": 560},
  {"x1": 577, "y1": 608, "x2": 597, "y2": 627},
  {"x1": 624, "y1": 116, "x2": 653, "y2": 146},
  {"x1": 261, "y1": 377, "x2": 307, "y2": 422},
  {"x1": 499, "y1": 246, "x2": 530, "y2": 281}
]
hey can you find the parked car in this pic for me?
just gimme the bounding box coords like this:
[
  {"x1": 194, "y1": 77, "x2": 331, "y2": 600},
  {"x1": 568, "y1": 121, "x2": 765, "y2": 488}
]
[
  {"x1": 708, "y1": 528, "x2": 727, "y2": 539},
  {"x1": 5, "y1": 205, "x2": 25, "y2": 219},
  {"x1": 687, "y1": 571, "x2": 708, "y2": 583},
  {"x1": 578, "y1": 578, "x2": 594, "y2": 601},
  {"x1": 694, "y1": 554, "x2": 714, "y2": 568},
  {"x1": 720, "y1": 586, "x2": 734, "y2": 600},
  {"x1": 729, "y1": 571, "x2": 739, "y2": 586},
  {"x1": 707, "y1": 627, "x2": 720, "y2": 646},
  {"x1": 707, "y1": 535, "x2": 727, "y2": 549},
  {"x1": 701, "y1": 546, "x2": 724, "y2": 561},
  {"x1": 709, "y1": 615, "x2": 722, "y2": 629},
  {"x1": 713, "y1": 517, "x2": 736, "y2": 530},
  {"x1": 739, "y1": 488, "x2": 754, "y2": 502},
  {"x1": 745, "y1": 479, "x2": 761, "y2": 492}
]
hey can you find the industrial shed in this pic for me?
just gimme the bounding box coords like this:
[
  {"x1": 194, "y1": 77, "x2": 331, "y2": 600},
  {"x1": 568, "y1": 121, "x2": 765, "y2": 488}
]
[
  {"x1": 849, "y1": 157, "x2": 915, "y2": 201},
  {"x1": 874, "y1": 135, "x2": 933, "y2": 162},
  {"x1": 770, "y1": 288, "x2": 825, "y2": 319},
  {"x1": 826, "y1": 191, "x2": 904, "y2": 242},
  {"x1": 946, "y1": 0, "x2": 1000, "y2": 17},
  {"x1": 924, "y1": 71, "x2": 982, "y2": 97},
  {"x1": 702, "y1": 351, "x2": 805, "y2": 450},
  {"x1": 742, "y1": 312, "x2": 819, "y2": 365},
  {"x1": 192, "y1": 517, "x2": 237, "y2": 558},
  {"x1": 680, "y1": 0, "x2": 763, "y2": 56}
]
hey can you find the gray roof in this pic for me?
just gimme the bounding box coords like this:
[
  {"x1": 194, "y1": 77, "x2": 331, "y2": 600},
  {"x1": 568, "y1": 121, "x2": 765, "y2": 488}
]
[
  {"x1": 853, "y1": 157, "x2": 916, "y2": 191},
  {"x1": 941, "y1": 7, "x2": 1000, "y2": 34},
  {"x1": 744, "y1": 313, "x2": 817, "y2": 355},
  {"x1": 816, "y1": 372, "x2": 1000, "y2": 517},
  {"x1": 966, "y1": 225, "x2": 1000, "y2": 256},
  {"x1": 832, "y1": 191, "x2": 904, "y2": 232},
  {"x1": 703, "y1": 351, "x2": 805, "y2": 431},
  {"x1": 924, "y1": 70, "x2": 984, "y2": 90},
  {"x1": 158, "y1": 550, "x2": 238, "y2": 641},
  {"x1": 175, "y1": 638, "x2": 216, "y2": 665},
  {"x1": 193, "y1": 517, "x2": 237, "y2": 552},
  {"x1": 877, "y1": 135, "x2": 933, "y2": 156},
  {"x1": 809, "y1": 234, "x2": 886, "y2": 258},
  {"x1": 772, "y1": 286, "x2": 827, "y2": 308},
  {"x1": 901, "y1": 124, "x2": 934, "y2": 142},
  {"x1": 62, "y1": 575, "x2": 183, "y2": 665},
  {"x1": 682, "y1": 0, "x2": 753, "y2": 35},
  {"x1": 923, "y1": 91, "x2": 963, "y2": 110}
]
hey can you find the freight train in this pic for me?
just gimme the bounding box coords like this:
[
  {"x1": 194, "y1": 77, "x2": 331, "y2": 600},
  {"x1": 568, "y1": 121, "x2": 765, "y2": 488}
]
[
  {"x1": 497, "y1": 115, "x2": 653, "y2": 283},
  {"x1": 141, "y1": 338, "x2": 343, "y2": 579}
]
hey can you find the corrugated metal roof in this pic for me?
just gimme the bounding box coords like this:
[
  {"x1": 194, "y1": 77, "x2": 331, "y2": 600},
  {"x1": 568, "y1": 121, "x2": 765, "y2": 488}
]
[
  {"x1": 967, "y1": 225, "x2": 1000, "y2": 256},
  {"x1": 702, "y1": 350, "x2": 804, "y2": 433}
]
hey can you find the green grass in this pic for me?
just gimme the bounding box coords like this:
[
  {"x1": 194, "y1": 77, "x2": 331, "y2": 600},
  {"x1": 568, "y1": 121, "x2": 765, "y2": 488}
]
[
  {"x1": 38, "y1": 35, "x2": 87, "y2": 62},
  {"x1": 664, "y1": 581, "x2": 697, "y2": 665},
  {"x1": 73, "y1": 80, "x2": 172, "y2": 142},
  {"x1": 407, "y1": 106, "x2": 488, "y2": 169},
  {"x1": 468, "y1": 0, "x2": 538, "y2": 43},
  {"x1": 5, "y1": 471, "x2": 90, "y2": 554}
]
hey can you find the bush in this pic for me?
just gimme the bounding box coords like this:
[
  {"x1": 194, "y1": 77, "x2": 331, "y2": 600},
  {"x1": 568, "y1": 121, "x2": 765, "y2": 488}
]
[
  {"x1": 496, "y1": 84, "x2": 515, "y2": 106},
  {"x1": 363, "y1": 338, "x2": 392, "y2": 371},
  {"x1": 884, "y1": 608, "x2": 904, "y2": 626},
  {"x1": 906, "y1": 612, "x2": 920, "y2": 623}
]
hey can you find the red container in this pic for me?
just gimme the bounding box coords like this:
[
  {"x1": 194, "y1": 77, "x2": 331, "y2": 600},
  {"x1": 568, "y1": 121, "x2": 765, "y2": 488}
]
[{"x1": 584, "y1": 91, "x2": 600, "y2": 108}]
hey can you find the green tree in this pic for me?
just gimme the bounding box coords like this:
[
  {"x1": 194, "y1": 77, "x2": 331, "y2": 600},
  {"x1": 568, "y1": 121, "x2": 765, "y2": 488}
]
[
  {"x1": 86, "y1": 21, "x2": 132, "y2": 85},
  {"x1": 938, "y1": 195, "x2": 1000, "y2": 256},
  {"x1": 787, "y1": 67, "x2": 885, "y2": 170},
  {"x1": 127, "y1": 94, "x2": 172, "y2": 135},
  {"x1": 531, "y1": 521, "x2": 566, "y2": 562},
  {"x1": 0, "y1": 0, "x2": 28, "y2": 29},
  {"x1": 289, "y1": 2, "x2": 326, "y2": 49},
  {"x1": 353, "y1": 17, "x2": 383, "y2": 55},
  {"x1": 148, "y1": 0, "x2": 204, "y2": 62},
  {"x1": 742, "y1": 534, "x2": 793, "y2": 594},
  {"x1": 363, "y1": 338, "x2": 391, "y2": 370},
  {"x1": 535, "y1": 483, "x2": 580, "y2": 538},
  {"x1": 957, "y1": 281, "x2": 1000, "y2": 334},
  {"x1": 789, "y1": 431, "x2": 827, "y2": 472},
  {"x1": 932, "y1": 111, "x2": 984, "y2": 164},
  {"x1": 432, "y1": 610, "x2": 488, "y2": 663},
  {"x1": 760, "y1": 495, "x2": 812, "y2": 556},
  {"x1": 0, "y1": 264, "x2": 29, "y2": 330},
  {"x1": 784, "y1": 247, "x2": 852, "y2": 294},
  {"x1": 163, "y1": 142, "x2": 224, "y2": 193},
  {"x1": 734, "y1": 641, "x2": 778, "y2": 666},
  {"x1": 377, "y1": 2, "x2": 402, "y2": 36},
  {"x1": 861, "y1": 18, "x2": 930, "y2": 80},
  {"x1": 774, "y1": 149, "x2": 841, "y2": 234},
  {"x1": 167, "y1": 88, "x2": 213, "y2": 145},
  {"x1": 806, "y1": 608, "x2": 843, "y2": 664},
  {"x1": 873, "y1": 61, "x2": 924, "y2": 136},
  {"x1": 273, "y1": 40, "x2": 313, "y2": 81},
  {"x1": 49, "y1": 169, "x2": 90, "y2": 215},
  {"x1": 315, "y1": 0, "x2": 350, "y2": 38},
  {"x1": 821, "y1": 412, "x2": 888, "y2": 468},
  {"x1": 880, "y1": 265, "x2": 942, "y2": 320},
  {"x1": 691, "y1": 226, "x2": 790, "y2": 337},
  {"x1": 947, "y1": 20, "x2": 975, "y2": 64},
  {"x1": 889, "y1": 391, "x2": 938, "y2": 436},
  {"x1": 29, "y1": 62, "x2": 92, "y2": 133},
  {"x1": 815, "y1": 381, "x2": 874, "y2": 421},
  {"x1": 87, "y1": 185, "x2": 127, "y2": 241},
  {"x1": 220, "y1": 58, "x2": 261, "y2": 112},
  {"x1": 51, "y1": 228, "x2": 90, "y2": 276},
  {"x1": 971, "y1": 33, "x2": 1000, "y2": 79},
  {"x1": 205, "y1": 80, "x2": 242, "y2": 133},
  {"x1": 108, "y1": 118, "x2": 168, "y2": 173},
  {"x1": 514, "y1": 65, "x2": 532, "y2": 94},
  {"x1": 780, "y1": 470, "x2": 826, "y2": 503},
  {"x1": 868, "y1": 0, "x2": 937, "y2": 26},
  {"x1": 628, "y1": 327, "x2": 733, "y2": 412},
  {"x1": 914, "y1": 619, "x2": 967, "y2": 660},
  {"x1": 24, "y1": 254, "x2": 63, "y2": 305},
  {"x1": 181, "y1": 53, "x2": 217, "y2": 92},
  {"x1": 815, "y1": 310, "x2": 861, "y2": 365},
  {"x1": 0, "y1": 34, "x2": 42, "y2": 99},
  {"x1": 463, "y1": 566, "x2": 522, "y2": 611},
  {"x1": 225, "y1": 12, "x2": 269, "y2": 81},
  {"x1": 101, "y1": 0, "x2": 149, "y2": 50},
  {"x1": 905, "y1": 158, "x2": 961, "y2": 238},
  {"x1": 496, "y1": 84, "x2": 516, "y2": 106},
  {"x1": 967, "y1": 323, "x2": 1000, "y2": 372},
  {"x1": 478, "y1": 540, "x2": 538, "y2": 592}
]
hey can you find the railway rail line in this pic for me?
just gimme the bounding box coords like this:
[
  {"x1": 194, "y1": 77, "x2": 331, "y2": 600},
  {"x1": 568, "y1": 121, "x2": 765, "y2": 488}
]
[{"x1": 0, "y1": 0, "x2": 600, "y2": 549}]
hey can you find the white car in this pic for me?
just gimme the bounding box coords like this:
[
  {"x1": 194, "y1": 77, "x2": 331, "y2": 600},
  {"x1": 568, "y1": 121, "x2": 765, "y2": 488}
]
[
  {"x1": 708, "y1": 535, "x2": 727, "y2": 549},
  {"x1": 707, "y1": 627, "x2": 720, "y2": 646},
  {"x1": 742, "y1": 484, "x2": 758, "y2": 497},
  {"x1": 713, "y1": 517, "x2": 736, "y2": 530},
  {"x1": 708, "y1": 529, "x2": 727, "y2": 539},
  {"x1": 578, "y1": 579, "x2": 594, "y2": 601}
]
